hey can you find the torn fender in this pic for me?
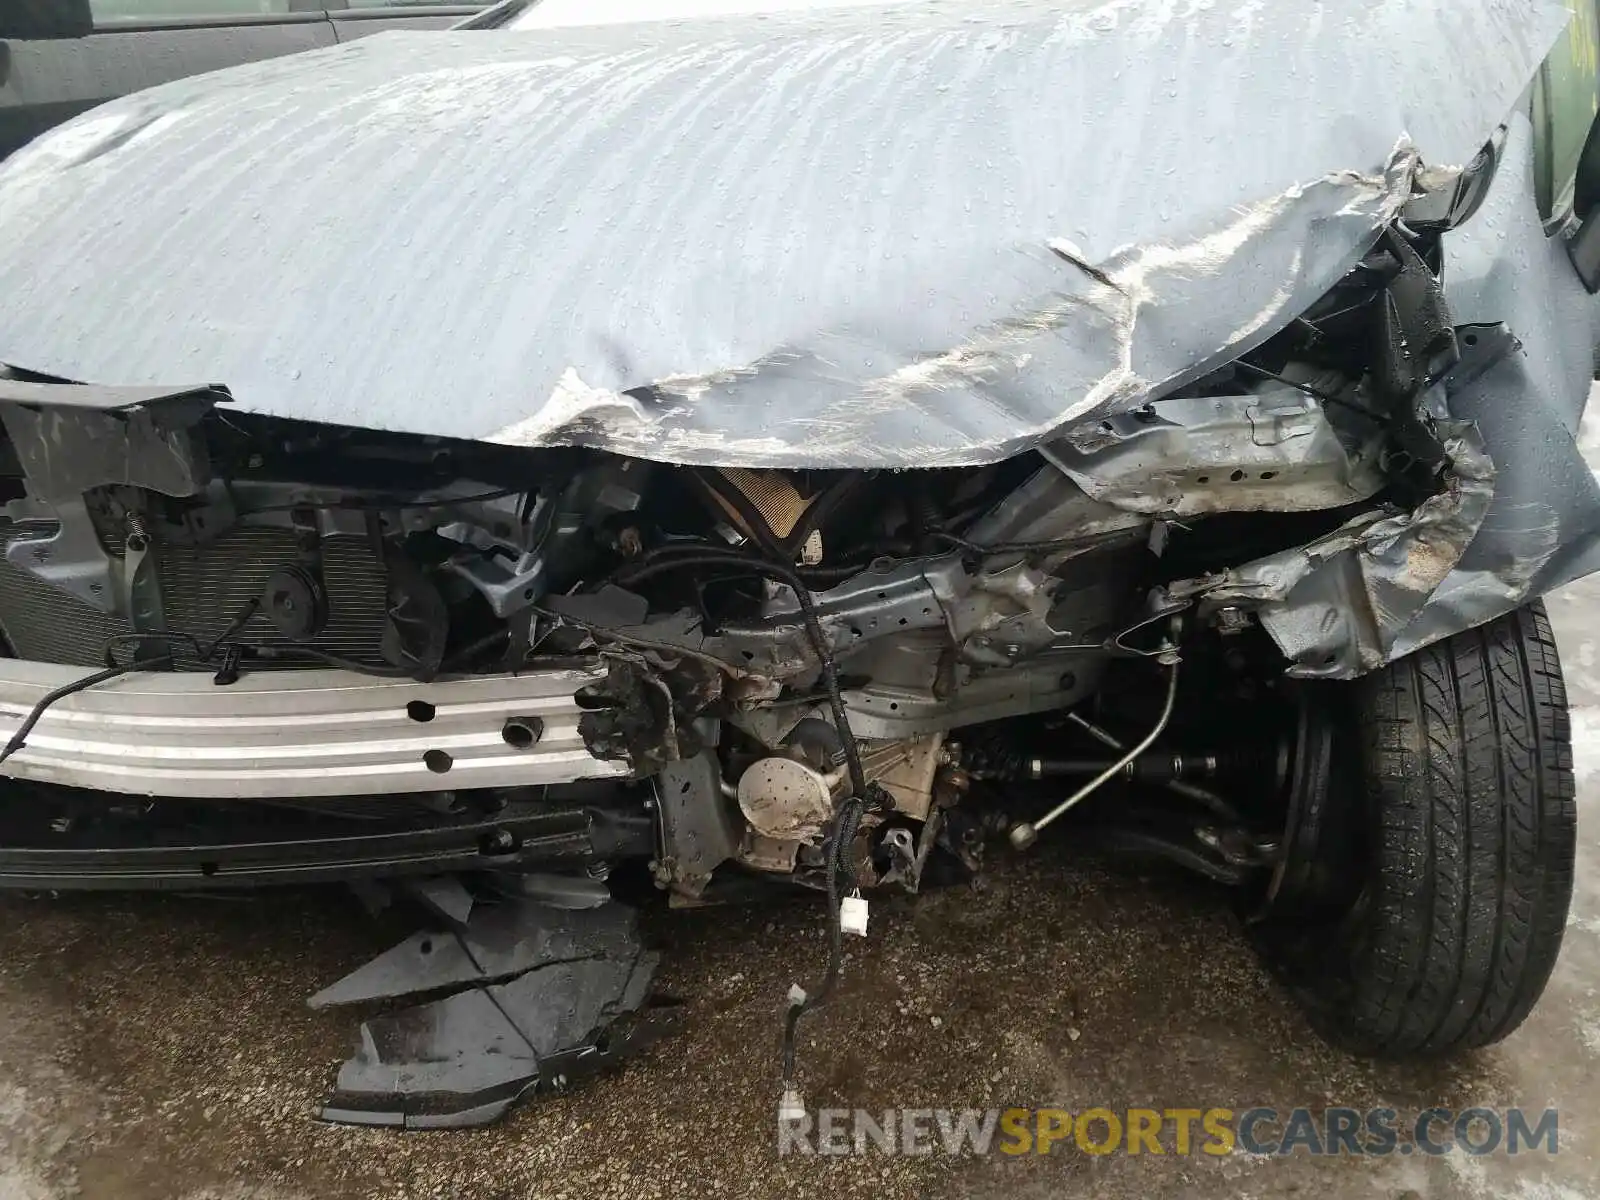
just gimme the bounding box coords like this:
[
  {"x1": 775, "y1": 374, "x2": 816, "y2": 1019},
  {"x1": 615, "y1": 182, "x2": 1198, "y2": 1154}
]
[{"x1": 1178, "y1": 113, "x2": 1600, "y2": 677}]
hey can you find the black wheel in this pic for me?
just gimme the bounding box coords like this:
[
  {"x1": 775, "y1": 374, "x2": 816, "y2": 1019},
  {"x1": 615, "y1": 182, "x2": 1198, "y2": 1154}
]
[{"x1": 1257, "y1": 600, "x2": 1576, "y2": 1057}]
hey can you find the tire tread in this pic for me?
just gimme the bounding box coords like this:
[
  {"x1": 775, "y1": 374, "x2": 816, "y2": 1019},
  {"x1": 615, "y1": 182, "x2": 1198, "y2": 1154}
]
[{"x1": 1305, "y1": 601, "x2": 1574, "y2": 1056}]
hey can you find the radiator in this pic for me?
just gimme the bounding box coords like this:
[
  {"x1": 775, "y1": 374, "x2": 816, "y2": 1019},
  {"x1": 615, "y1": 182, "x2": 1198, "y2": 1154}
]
[{"x1": 0, "y1": 522, "x2": 391, "y2": 669}]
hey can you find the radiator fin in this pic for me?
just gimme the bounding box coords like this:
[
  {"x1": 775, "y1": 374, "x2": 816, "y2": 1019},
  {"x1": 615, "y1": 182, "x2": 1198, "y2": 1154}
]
[{"x1": 0, "y1": 523, "x2": 390, "y2": 669}]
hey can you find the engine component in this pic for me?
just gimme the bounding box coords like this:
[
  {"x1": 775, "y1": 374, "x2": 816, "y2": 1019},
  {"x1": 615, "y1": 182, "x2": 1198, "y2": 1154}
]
[
  {"x1": 261, "y1": 565, "x2": 328, "y2": 641},
  {"x1": 441, "y1": 459, "x2": 646, "y2": 617},
  {"x1": 738, "y1": 834, "x2": 801, "y2": 874},
  {"x1": 710, "y1": 468, "x2": 816, "y2": 541},
  {"x1": 737, "y1": 756, "x2": 835, "y2": 841},
  {"x1": 860, "y1": 733, "x2": 945, "y2": 821},
  {"x1": 649, "y1": 752, "x2": 744, "y2": 898},
  {"x1": 842, "y1": 653, "x2": 1101, "y2": 738},
  {"x1": 671, "y1": 554, "x2": 965, "y2": 676},
  {"x1": 608, "y1": 545, "x2": 1125, "y2": 687},
  {"x1": 577, "y1": 656, "x2": 725, "y2": 776},
  {"x1": 380, "y1": 550, "x2": 449, "y2": 679}
]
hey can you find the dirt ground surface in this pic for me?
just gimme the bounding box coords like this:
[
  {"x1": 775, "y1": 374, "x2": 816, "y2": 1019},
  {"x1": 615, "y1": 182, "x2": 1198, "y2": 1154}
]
[{"x1": 7, "y1": 472, "x2": 1600, "y2": 1200}]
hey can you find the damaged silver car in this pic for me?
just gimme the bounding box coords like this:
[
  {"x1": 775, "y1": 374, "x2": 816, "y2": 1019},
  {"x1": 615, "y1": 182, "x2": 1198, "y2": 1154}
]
[{"x1": 0, "y1": 0, "x2": 1596, "y2": 1128}]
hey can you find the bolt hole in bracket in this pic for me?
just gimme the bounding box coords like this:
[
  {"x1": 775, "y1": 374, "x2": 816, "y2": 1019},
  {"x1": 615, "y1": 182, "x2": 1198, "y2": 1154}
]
[{"x1": 502, "y1": 716, "x2": 545, "y2": 749}]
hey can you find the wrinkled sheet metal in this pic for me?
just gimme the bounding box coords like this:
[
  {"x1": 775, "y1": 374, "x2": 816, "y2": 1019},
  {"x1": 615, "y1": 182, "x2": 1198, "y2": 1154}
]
[
  {"x1": 1179, "y1": 115, "x2": 1600, "y2": 677},
  {"x1": 0, "y1": 0, "x2": 1567, "y2": 467},
  {"x1": 1173, "y1": 424, "x2": 1497, "y2": 675},
  {"x1": 1043, "y1": 389, "x2": 1388, "y2": 518}
]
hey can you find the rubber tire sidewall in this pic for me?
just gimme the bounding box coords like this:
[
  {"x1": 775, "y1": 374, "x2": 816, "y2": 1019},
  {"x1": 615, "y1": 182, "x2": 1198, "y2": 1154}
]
[{"x1": 1259, "y1": 601, "x2": 1576, "y2": 1058}]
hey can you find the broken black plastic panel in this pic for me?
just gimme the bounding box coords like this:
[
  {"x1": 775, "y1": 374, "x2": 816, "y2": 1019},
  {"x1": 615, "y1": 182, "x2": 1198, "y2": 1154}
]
[
  {"x1": 314, "y1": 895, "x2": 668, "y2": 1129},
  {"x1": 1568, "y1": 211, "x2": 1600, "y2": 293},
  {"x1": 1564, "y1": 107, "x2": 1600, "y2": 294},
  {"x1": 0, "y1": 788, "x2": 656, "y2": 890}
]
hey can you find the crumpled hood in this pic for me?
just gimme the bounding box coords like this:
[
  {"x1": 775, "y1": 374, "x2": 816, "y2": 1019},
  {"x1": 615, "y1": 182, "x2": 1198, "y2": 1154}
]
[{"x1": 0, "y1": 0, "x2": 1567, "y2": 467}]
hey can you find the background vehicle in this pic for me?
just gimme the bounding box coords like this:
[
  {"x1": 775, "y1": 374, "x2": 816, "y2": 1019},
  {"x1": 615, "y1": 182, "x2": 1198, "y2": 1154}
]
[{"x1": 0, "y1": 0, "x2": 490, "y2": 159}]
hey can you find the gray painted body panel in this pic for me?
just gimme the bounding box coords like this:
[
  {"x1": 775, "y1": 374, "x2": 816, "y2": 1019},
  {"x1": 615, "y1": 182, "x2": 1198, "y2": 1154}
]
[{"x1": 0, "y1": 0, "x2": 1569, "y2": 467}]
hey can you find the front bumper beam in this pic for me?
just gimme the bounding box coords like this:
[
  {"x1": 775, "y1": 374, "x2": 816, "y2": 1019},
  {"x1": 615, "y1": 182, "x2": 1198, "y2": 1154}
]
[{"x1": 0, "y1": 659, "x2": 626, "y2": 799}]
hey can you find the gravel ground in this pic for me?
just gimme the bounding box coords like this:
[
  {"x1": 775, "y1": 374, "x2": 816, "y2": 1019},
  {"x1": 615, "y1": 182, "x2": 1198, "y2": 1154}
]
[{"x1": 7, "y1": 459, "x2": 1600, "y2": 1200}]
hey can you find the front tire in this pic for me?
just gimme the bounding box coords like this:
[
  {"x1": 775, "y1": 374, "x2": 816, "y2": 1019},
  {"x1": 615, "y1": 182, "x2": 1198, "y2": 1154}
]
[{"x1": 1263, "y1": 601, "x2": 1576, "y2": 1057}]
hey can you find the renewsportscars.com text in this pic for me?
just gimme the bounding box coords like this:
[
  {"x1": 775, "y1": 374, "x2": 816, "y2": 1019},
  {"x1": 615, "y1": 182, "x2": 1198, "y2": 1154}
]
[{"x1": 777, "y1": 1106, "x2": 1559, "y2": 1157}]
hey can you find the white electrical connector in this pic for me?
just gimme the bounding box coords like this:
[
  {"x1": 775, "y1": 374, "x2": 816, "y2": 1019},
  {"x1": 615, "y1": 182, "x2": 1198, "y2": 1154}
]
[
  {"x1": 779, "y1": 1085, "x2": 807, "y2": 1123},
  {"x1": 840, "y1": 893, "x2": 869, "y2": 936}
]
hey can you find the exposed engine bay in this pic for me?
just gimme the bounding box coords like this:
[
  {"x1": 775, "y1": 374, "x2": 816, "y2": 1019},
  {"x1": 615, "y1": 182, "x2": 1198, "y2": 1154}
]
[{"x1": 0, "y1": 187, "x2": 1519, "y2": 897}]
